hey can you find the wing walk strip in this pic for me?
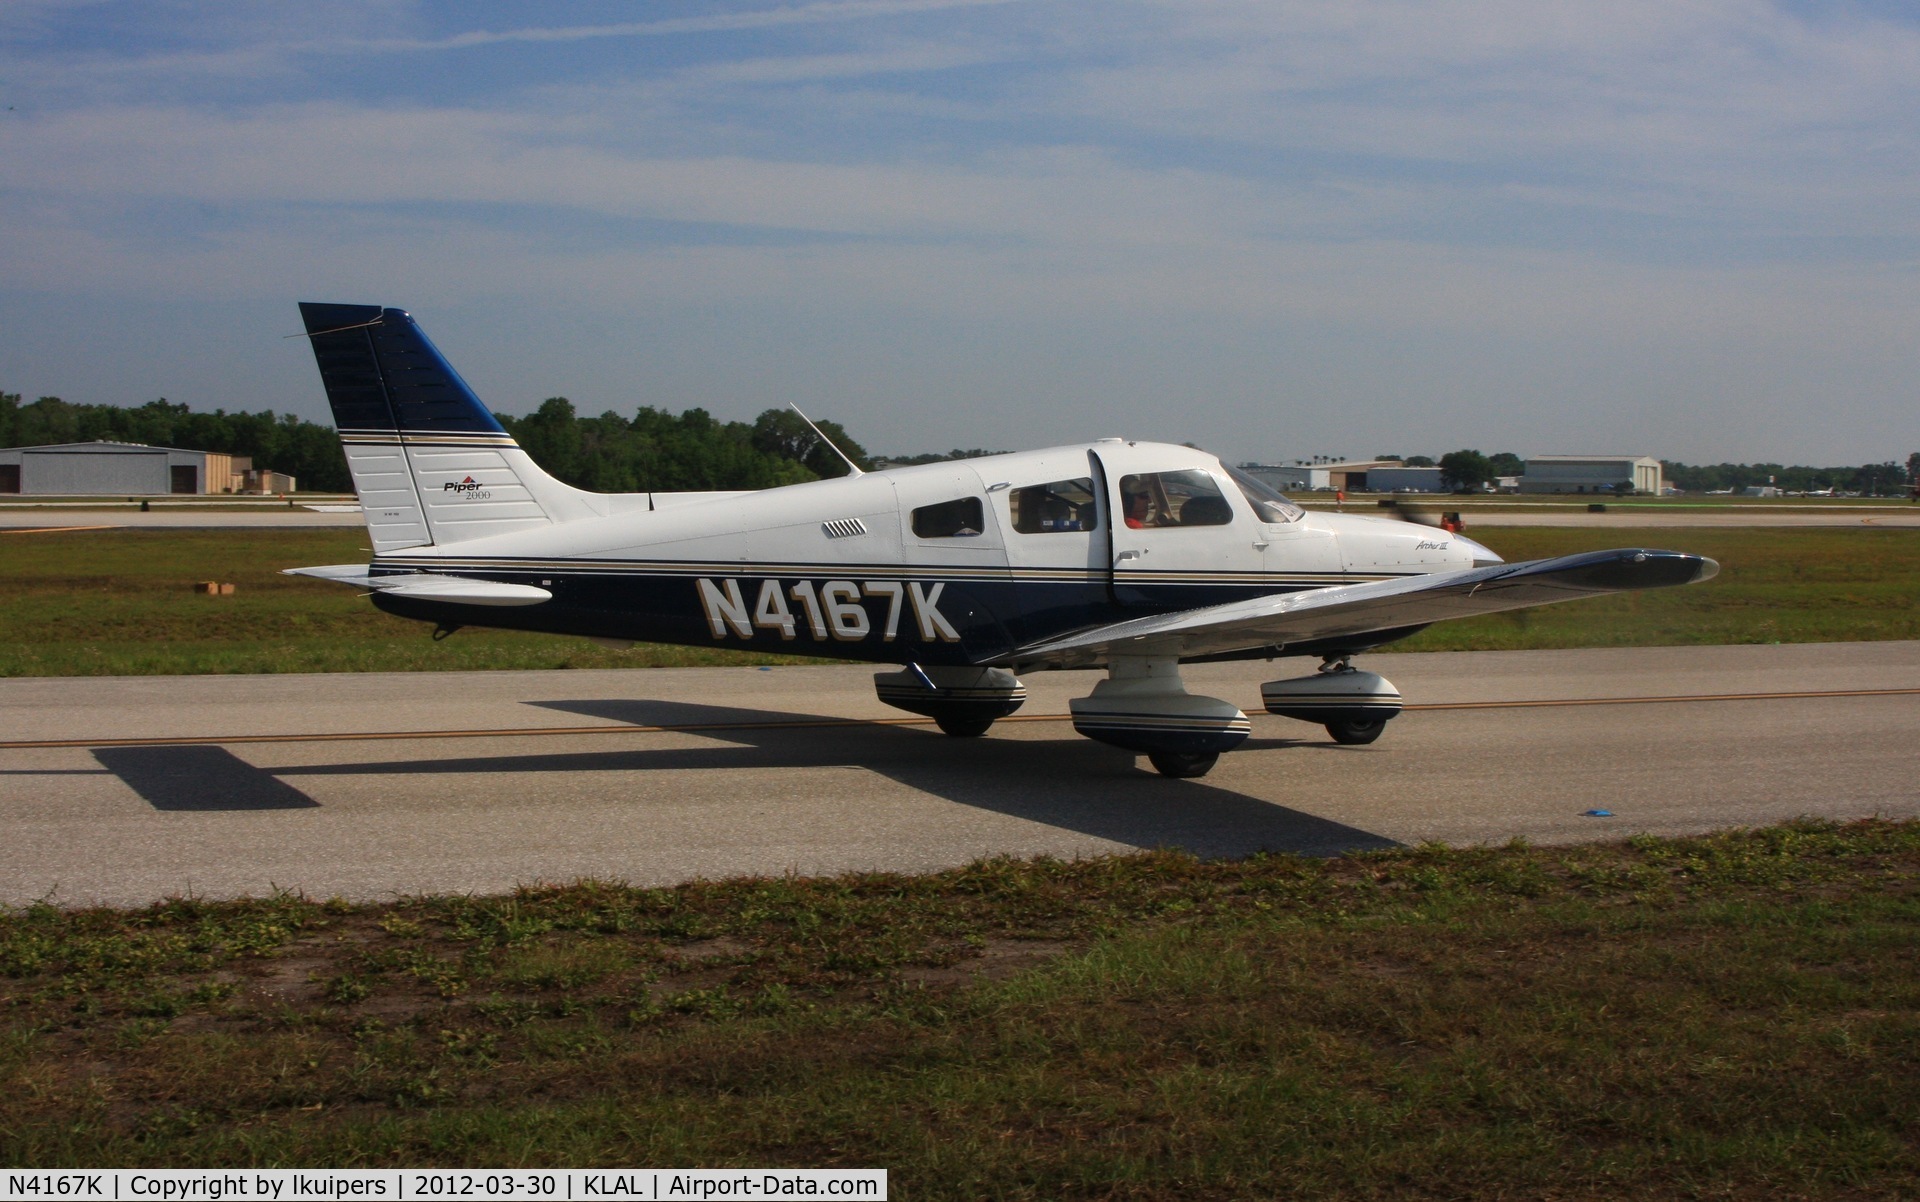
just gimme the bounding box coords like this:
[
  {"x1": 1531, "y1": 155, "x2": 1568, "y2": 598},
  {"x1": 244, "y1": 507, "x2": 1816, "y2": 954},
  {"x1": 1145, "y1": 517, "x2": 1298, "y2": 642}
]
[{"x1": 1, "y1": 687, "x2": 1913, "y2": 752}]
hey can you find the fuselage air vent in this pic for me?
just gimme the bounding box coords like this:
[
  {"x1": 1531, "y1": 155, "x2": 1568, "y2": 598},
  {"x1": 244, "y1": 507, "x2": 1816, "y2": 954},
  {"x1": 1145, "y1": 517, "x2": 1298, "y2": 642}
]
[{"x1": 822, "y1": 517, "x2": 869, "y2": 540}]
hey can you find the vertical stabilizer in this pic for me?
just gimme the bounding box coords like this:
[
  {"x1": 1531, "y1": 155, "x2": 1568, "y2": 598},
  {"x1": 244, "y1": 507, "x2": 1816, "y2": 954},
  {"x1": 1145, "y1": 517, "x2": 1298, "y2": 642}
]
[{"x1": 299, "y1": 303, "x2": 605, "y2": 552}]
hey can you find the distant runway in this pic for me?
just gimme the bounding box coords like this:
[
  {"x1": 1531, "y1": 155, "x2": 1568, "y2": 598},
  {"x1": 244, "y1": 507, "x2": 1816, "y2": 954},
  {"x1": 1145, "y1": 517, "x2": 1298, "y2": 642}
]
[
  {"x1": 1458, "y1": 508, "x2": 1920, "y2": 528},
  {"x1": 1, "y1": 642, "x2": 1914, "y2": 908},
  {"x1": 0, "y1": 504, "x2": 363, "y2": 530},
  {"x1": 1306, "y1": 503, "x2": 1920, "y2": 528}
]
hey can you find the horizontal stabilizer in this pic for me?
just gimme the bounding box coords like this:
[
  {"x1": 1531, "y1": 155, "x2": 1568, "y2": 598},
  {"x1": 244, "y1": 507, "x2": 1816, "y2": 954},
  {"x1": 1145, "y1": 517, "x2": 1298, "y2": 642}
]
[
  {"x1": 283, "y1": 564, "x2": 551, "y2": 607},
  {"x1": 1003, "y1": 548, "x2": 1719, "y2": 669}
]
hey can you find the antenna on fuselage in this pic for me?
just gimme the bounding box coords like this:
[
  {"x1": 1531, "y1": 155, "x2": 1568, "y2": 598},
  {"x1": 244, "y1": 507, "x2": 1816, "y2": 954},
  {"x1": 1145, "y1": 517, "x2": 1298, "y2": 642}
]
[{"x1": 789, "y1": 404, "x2": 864, "y2": 478}]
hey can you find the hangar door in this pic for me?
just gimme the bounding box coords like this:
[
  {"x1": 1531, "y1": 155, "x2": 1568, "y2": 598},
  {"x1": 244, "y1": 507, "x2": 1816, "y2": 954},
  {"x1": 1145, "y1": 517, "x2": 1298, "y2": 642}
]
[
  {"x1": 170, "y1": 465, "x2": 197, "y2": 494},
  {"x1": 0, "y1": 465, "x2": 18, "y2": 494}
]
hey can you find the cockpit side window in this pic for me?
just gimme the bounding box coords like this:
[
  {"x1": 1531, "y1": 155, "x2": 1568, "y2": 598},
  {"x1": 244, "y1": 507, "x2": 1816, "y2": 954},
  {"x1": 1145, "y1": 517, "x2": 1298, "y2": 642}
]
[
  {"x1": 1225, "y1": 464, "x2": 1305, "y2": 523},
  {"x1": 1117, "y1": 470, "x2": 1234, "y2": 529},
  {"x1": 911, "y1": 496, "x2": 986, "y2": 538},
  {"x1": 1009, "y1": 478, "x2": 1099, "y2": 534}
]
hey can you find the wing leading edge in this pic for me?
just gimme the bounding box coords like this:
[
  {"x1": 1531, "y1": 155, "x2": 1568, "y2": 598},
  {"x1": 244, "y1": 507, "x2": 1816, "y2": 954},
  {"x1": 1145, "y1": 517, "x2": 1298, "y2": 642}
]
[{"x1": 1000, "y1": 548, "x2": 1719, "y2": 670}]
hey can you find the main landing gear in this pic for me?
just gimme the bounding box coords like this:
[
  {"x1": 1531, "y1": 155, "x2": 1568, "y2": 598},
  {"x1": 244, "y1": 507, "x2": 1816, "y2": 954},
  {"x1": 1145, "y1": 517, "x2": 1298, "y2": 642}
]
[
  {"x1": 1261, "y1": 656, "x2": 1404, "y2": 746},
  {"x1": 874, "y1": 654, "x2": 1404, "y2": 779},
  {"x1": 1069, "y1": 655, "x2": 1251, "y2": 778},
  {"x1": 873, "y1": 665, "x2": 1026, "y2": 737}
]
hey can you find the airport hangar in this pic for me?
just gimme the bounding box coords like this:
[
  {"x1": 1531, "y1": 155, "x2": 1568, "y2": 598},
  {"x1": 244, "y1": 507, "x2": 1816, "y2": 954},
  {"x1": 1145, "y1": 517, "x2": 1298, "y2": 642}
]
[
  {"x1": 1519, "y1": 456, "x2": 1664, "y2": 495},
  {"x1": 0, "y1": 440, "x2": 295, "y2": 495},
  {"x1": 1243, "y1": 456, "x2": 1663, "y2": 495}
]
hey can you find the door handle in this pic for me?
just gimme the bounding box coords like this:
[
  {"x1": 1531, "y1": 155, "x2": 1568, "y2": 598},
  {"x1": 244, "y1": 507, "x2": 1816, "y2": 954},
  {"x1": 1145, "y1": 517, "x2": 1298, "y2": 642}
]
[
  {"x1": 1114, "y1": 549, "x2": 1143, "y2": 563},
  {"x1": 1252, "y1": 541, "x2": 1270, "y2": 550}
]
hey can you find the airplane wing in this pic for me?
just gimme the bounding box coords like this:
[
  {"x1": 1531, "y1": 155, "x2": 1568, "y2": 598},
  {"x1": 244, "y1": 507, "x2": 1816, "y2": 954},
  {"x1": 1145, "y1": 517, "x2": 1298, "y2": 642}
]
[
  {"x1": 283, "y1": 564, "x2": 552, "y2": 607},
  {"x1": 999, "y1": 548, "x2": 1718, "y2": 669}
]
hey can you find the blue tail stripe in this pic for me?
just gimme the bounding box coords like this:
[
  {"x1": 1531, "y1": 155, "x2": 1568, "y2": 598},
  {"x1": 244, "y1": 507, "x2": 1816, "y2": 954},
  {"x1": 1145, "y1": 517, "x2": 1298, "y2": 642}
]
[{"x1": 298, "y1": 303, "x2": 506, "y2": 436}]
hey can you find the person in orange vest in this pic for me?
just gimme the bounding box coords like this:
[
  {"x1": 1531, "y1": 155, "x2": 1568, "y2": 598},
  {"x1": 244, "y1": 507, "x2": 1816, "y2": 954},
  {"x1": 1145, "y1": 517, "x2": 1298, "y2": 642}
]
[{"x1": 1335, "y1": 488, "x2": 1345, "y2": 510}]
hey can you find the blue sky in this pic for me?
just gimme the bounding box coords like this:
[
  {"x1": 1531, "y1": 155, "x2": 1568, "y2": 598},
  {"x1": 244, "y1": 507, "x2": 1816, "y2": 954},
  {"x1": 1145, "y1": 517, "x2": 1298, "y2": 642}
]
[{"x1": 2, "y1": 0, "x2": 1916, "y2": 463}]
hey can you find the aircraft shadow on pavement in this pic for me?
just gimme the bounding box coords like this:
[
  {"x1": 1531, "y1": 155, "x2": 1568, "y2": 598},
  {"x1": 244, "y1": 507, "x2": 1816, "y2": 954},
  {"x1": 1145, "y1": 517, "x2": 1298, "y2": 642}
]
[
  {"x1": 279, "y1": 698, "x2": 1398, "y2": 859},
  {"x1": 93, "y1": 745, "x2": 321, "y2": 811}
]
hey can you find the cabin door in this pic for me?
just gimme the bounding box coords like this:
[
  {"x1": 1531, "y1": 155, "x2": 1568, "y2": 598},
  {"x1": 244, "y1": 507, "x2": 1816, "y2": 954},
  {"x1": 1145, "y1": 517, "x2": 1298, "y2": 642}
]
[{"x1": 1092, "y1": 443, "x2": 1267, "y2": 610}]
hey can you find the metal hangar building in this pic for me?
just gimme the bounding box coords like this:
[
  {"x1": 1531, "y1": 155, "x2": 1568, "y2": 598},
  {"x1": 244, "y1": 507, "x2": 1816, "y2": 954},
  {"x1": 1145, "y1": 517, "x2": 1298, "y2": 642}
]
[
  {"x1": 0, "y1": 441, "x2": 284, "y2": 496},
  {"x1": 1519, "y1": 455, "x2": 1663, "y2": 496}
]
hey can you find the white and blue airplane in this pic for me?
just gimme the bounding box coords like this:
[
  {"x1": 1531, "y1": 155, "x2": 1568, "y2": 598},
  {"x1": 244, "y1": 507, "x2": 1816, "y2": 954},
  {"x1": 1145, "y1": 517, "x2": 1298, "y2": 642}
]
[{"x1": 290, "y1": 303, "x2": 1718, "y2": 777}]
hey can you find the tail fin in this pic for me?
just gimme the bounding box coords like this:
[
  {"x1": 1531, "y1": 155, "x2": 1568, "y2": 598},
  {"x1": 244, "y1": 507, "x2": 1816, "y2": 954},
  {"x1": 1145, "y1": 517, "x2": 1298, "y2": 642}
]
[{"x1": 299, "y1": 303, "x2": 605, "y2": 552}]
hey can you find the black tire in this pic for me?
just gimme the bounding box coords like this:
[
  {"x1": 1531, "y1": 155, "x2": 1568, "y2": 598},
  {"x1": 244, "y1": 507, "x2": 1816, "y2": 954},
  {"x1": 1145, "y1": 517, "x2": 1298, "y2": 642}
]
[
  {"x1": 935, "y1": 714, "x2": 995, "y2": 738},
  {"x1": 1325, "y1": 717, "x2": 1387, "y2": 745},
  {"x1": 1147, "y1": 751, "x2": 1219, "y2": 778}
]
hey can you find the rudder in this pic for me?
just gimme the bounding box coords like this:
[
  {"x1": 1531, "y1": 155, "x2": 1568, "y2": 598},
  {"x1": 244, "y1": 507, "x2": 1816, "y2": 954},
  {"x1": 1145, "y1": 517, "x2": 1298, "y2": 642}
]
[{"x1": 299, "y1": 303, "x2": 598, "y2": 552}]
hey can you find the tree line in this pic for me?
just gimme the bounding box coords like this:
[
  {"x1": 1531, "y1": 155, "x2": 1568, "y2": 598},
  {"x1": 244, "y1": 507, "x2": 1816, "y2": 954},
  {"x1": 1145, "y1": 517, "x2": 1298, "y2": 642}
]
[
  {"x1": 0, "y1": 393, "x2": 881, "y2": 494},
  {"x1": 1660, "y1": 459, "x2": 1914, "y2": 496},
  {"x1": 7, "y1": 391, "x2": 1912, "y2": 497},
  {"x1": 1384, "y1": 449, "x2": 1915, "y2": 495},
  {"x1": 497, "y1": 399, "x2": 871, "y2": 492}
]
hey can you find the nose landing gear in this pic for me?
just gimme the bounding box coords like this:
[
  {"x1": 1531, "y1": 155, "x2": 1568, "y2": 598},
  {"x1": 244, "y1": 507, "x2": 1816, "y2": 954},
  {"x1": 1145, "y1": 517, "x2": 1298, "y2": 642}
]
[{"x1": 1146, "y1": 750, "x2": 1220, "y2": 778}]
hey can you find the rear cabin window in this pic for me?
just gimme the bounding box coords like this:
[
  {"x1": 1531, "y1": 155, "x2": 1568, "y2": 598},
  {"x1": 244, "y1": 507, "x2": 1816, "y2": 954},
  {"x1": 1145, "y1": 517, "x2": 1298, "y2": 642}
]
[
  {"x1": 911, "y1": 496, "x2": 986, "y2": 538},
  {"x1": 1009, "y1": 477, "x2": 1099, "y2": 534},
  {"x1": 1118, "y1": 470, "x2": 1235, "y2": 529}
]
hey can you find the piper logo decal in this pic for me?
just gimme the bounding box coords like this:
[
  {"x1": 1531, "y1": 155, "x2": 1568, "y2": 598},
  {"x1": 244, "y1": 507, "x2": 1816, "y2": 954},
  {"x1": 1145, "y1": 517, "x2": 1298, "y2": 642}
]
[
  {"x1": 443, "y1": 476, "x2": 492, "y2": 500},
  {"x1": 697, "y1": 578, "x2": 960, "y2": 643}
]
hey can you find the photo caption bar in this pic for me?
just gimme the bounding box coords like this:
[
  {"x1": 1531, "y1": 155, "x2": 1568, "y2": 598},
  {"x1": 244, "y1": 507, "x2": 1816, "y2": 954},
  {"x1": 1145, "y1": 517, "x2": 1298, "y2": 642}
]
[{"x1": 0, "y1": 1170, "x2": 886, "y2": 1201}]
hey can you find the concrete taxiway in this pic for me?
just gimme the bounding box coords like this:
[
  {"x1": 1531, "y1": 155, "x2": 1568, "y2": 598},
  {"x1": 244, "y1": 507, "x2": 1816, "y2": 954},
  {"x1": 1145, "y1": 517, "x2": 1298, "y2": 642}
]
[{"x1": 1, "y1": 642, "x2": 1915, "y2": 908}]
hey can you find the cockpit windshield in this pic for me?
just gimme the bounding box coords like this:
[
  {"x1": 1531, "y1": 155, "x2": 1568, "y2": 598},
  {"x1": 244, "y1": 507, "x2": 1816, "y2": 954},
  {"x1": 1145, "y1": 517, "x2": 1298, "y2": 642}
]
[{"x1": 1225, "y1": 464, "x2": 1305, "y2": 523}]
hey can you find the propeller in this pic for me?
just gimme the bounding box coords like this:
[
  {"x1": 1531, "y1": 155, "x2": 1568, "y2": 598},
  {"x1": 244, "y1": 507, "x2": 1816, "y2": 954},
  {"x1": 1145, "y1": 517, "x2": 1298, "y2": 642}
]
[{"x1": 1372, "y1": 498, "x2": 1465, "y2": 532}]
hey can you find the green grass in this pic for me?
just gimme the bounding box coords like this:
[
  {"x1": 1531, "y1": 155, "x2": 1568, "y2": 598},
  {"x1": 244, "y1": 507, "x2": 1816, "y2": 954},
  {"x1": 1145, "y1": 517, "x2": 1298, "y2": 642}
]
[
  {"x1": 1, "y1": 819, "x2": 1915, "y2": 1196},
  {"x1": 0, "y1": 529, "x2": 814, "y2": 676},
  {"x1": 1399, "y1": 526, "x2": 1920, "y2": 650},
  {"x1": 1, "y1": 526, "x2": 1916, "y2": 676}
]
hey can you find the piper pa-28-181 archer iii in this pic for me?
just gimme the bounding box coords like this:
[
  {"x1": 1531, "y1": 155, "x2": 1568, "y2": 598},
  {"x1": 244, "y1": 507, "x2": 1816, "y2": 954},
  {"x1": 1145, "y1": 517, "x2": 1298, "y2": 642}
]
[{"x1": 290, "y1": 303, "x2": 1719, "y2": 778}]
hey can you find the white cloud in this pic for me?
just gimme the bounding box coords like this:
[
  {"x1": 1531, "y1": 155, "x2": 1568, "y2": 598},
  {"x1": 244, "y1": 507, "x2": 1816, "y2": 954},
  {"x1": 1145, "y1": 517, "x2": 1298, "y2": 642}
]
[
  {"x1": 1064, "y1": 0, "x2": 1920, "y2": 199},
  {"x1": 340, "y1": 0, "x2": 1026, "y2": 53},
  {"x1": 2, "y1": 0, "x2": 1917, "y2": 460}
]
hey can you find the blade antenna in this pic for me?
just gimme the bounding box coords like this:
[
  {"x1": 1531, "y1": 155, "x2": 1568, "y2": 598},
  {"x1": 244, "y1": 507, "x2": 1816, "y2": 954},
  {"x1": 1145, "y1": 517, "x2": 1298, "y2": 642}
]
[{"x1": 788, "y1": 403, "x2": 864, "y2": 477}]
